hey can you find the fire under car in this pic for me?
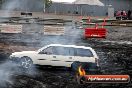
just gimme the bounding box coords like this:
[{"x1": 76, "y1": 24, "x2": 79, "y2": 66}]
[{"x1": 9, "y1": 44, "x2": 99, "y2": 69}]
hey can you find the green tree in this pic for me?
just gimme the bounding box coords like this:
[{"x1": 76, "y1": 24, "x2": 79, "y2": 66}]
[
  {"x1": 43, "y1": 0, "x2": 52, "y2": 12},
  {"x1": 0, "y1": 0, "x2": 3, "y2": 8},
  {"x1": 45, "y1": 0, "x2": 52, "y2": 8},
  {"x1": 0, "y1": 0, "x2": 3, "y2": 4}
]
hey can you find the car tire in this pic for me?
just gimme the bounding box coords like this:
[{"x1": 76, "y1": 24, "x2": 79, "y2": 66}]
[{"x1": 20, "y1": 56, "x2": 33, "y2": 69}]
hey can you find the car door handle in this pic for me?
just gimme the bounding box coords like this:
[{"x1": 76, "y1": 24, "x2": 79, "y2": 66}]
[
  {"x1": 69, "y1": 57, "x2": 72, "y2": 59},
  {"x1": 53, "y1": 56, "x2": 56, "y2": 58}
]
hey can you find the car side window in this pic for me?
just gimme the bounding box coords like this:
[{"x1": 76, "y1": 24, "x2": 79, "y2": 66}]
[
  {"x1": 61, "y1": 47, "x2": 74, "y2": 56},
  {"x1": 53, "y1": 47, "x2": 67, "y2": 55},
  {"x1": 69, "y1": 47, "x2": 75, "y2": 56},
  {"x1": 51, "y1": 47, "x2": 75, "y2": 56},
  {"x1": 41, "y1": 46, "x2": 53, "y2": 55},
  {"x1": 75, "y1": 48, "x2": 93, "y2": 57}
]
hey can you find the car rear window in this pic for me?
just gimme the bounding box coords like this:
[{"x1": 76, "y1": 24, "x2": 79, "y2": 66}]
[{"x1": 75, "y1": 48, "x2": 93, "y2": 57}]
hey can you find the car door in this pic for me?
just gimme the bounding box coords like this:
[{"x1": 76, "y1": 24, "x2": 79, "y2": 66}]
[
  {"x1": 74, "y1": 48, "x2": 95, "y2": 63},
  {"x1": 50, "y1": 46, "x2": 75, "y2": 67},
  {"x1": 36, "y1": 46, "x2": 55, "y2": 65}
]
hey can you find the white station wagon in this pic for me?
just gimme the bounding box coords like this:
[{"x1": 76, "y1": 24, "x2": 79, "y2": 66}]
[{"x1": 9, "y1": 44, "x2": 99, "y2": 69}]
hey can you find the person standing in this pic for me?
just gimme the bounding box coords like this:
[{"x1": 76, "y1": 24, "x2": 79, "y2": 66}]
[{"x1": 128, "y1": 10, "x2": 131, "y2": 20}]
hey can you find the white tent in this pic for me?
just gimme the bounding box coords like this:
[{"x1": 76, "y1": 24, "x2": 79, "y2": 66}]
[
  {"x1": 74, "y1": 0, "x2": 104, "y2": 6},
  {"x1": 52, "y1": 0, "x2": 104, "y2": 6},
  {"x1": 52, "y1": 0, "x2": 75, "y2": 3}
]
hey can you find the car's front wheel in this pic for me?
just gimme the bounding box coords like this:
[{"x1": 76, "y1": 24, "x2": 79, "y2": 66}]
[{"x1": 20, "y1": 56, "x2": 33, "y2": 69}]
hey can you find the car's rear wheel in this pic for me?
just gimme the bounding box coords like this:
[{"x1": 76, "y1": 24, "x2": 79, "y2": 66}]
[{"x1": 20, "y1": 56, "x2": 33, "y2": 69}]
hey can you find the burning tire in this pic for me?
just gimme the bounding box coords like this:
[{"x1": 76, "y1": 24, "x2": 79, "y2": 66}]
[{"x1": 20, "y1": 56, "x2": 33, "y2": 69}]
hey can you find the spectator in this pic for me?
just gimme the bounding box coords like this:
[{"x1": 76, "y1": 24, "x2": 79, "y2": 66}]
[
  {"x1": 127, "y1": 10, "x2": 131, "y2": 20},
  {"x1": 121, "y1": 10, "x2": 124, "y2": 16}
]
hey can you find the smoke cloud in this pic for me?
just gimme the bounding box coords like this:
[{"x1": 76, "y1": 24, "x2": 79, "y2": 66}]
[
  {"x1": 1, "y1": 0, "x2": 43, "y2": 16},
  {"x1": 39, "y1": 23, "x2": 83, "y2": 46},
  {"x1": 0, "y1": 60, "x2": 38, "y2": 87}
]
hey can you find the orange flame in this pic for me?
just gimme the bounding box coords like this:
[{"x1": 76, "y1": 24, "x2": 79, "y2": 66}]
[{"x1": 78, "y1": 66, "x2": 86, "y2": 76}]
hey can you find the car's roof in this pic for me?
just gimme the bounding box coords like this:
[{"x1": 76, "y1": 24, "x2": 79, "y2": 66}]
[{"x1": 46, "y1": 44, "x2": 93, "y2": 50}]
